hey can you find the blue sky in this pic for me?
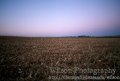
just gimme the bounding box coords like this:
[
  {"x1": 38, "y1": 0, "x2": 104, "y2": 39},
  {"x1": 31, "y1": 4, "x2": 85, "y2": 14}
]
[{"x1": 0, "y1": 0, "x2": 120, "y2": 37}]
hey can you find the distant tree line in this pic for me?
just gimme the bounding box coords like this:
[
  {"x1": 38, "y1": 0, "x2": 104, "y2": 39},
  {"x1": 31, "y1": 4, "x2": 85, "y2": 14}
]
[{"x1": 77, "y1": 35, "x2": 120, "y2": 38}]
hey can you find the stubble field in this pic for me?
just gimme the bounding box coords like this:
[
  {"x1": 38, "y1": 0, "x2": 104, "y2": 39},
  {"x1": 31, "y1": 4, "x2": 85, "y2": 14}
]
[{"x1": 0, "y1": 37, "x2": 120, "y2": 81}]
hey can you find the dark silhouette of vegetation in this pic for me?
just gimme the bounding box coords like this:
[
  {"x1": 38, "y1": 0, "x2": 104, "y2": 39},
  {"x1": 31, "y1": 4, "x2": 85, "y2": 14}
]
[{"x1": 78, "y1": 35, "x2": 120, "y2": 38}]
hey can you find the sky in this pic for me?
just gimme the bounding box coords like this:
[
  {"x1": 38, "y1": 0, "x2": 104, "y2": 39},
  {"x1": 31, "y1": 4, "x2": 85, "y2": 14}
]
[{"x1": 0, "y1": 0, "x2": 120, "y2": 37}]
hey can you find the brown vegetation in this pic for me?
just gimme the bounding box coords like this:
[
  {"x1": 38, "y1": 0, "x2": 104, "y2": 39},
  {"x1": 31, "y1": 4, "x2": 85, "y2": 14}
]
[{"x1": 0, "y1": 37, "x2": 120, "y2": 81}]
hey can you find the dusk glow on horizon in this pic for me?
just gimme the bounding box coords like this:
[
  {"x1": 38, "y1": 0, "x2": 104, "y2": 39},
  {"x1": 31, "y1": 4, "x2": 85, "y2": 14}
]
[{"x1": 0, "y1": 0, "x2": 120, "y2": 37}]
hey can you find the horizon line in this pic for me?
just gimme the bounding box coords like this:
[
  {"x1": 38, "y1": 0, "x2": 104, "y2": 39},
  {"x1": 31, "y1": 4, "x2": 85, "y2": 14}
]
[{"x1": 0, "y1": 35, "x2": 120, "y2": 38}]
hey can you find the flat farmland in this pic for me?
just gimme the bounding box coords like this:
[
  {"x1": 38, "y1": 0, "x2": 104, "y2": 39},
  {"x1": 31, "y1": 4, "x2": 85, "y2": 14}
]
[{"x1": 0, "y1": 37, "x2": 120, "y2": 81}]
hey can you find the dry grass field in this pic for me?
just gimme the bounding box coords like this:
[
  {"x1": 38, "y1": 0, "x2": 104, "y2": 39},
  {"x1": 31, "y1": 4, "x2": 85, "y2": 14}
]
[{"x1": 0, "y1": 37, "x2": 120, "y2": 81}]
